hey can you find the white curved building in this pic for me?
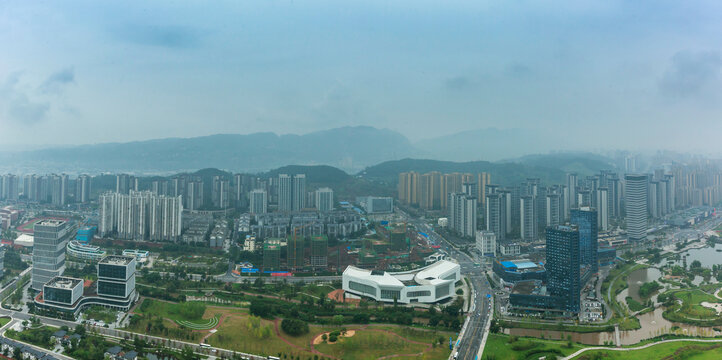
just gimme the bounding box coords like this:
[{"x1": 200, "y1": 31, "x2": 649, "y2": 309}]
[
  {"x1": 342, "y1": 260, "x2": 460, "y2": 304},
  {"x1": 66, "y1": 240, "x2": 107, "y2": 261}
]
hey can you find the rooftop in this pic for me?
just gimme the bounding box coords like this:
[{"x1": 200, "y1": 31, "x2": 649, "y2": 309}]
[
  {"x1": 37, "y1": 219, "x2": 66, "y2": 227},
  {"x1": 100, "y1": 255, "x2": 134, "y2": 265},
  {"x1": 45, "y1": 276, "x2": 83, "y2": 289}
]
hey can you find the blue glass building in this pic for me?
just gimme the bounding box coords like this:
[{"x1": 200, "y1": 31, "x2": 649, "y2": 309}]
[
  {"x1": 571, "y1": 207, "x2": 598, "y2": 283},
  {"x1": 546, "y1": 225, "x2": 581, "y2": 313}
]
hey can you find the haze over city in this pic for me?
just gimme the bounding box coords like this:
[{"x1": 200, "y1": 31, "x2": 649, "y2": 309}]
[
  {"x1": 3, "y1": 2, "x2": 722, "y2": 360},
  {"x1": 2, "y1": 0, "x2": 722, "y2": 155}
]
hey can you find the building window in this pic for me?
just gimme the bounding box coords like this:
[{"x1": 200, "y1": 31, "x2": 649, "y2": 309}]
[
  {"x1": 407, "y1": 290, "x2": 431, "y2": 298},
  {"x1": 348, "y1": 281, "x2": 376, "y2": 296},
  {"x1": 436, "y1": 284, "x2": 450, "y2": 299},
  {"x1": 380, "y1": 289, "x2": 401, "y2": 300},
  {"x1": 443, "y1": 273, "x2": 457, "y2": 281}
]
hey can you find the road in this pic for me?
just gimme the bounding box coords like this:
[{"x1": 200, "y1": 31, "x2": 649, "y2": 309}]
[{"x1": 401, "y1": 211, "x2": 492, "y2": 360}]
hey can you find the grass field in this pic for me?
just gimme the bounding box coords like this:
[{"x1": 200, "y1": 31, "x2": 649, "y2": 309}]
[
  {"x1": 572, "y1": 341, "x2": 722, "y2": 359},
  {"x1": 0, "y1": 317, "x2": 11, "y2": 327},
  {"x1": 176, "y1": 315, "x2": 220, "y2": 330},
  {"x1": 482, "y1": 334, "x2": 588, "y2": 360}
]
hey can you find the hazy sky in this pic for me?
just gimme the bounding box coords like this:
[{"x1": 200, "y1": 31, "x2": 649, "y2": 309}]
[{"x1": 2, "y1": 1, "x2": 722, "y2": 151}]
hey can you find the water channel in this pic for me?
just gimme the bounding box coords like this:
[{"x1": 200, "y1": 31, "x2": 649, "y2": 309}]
[{"x1": 507, "y1": 251, "x2": 722, "y2": 345}]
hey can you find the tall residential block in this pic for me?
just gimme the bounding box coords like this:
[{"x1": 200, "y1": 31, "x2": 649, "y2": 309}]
[
  {"x1": 449, "y1": 192, "x2": 477, "y2": 238},
  {"x1": 249, "y1": 189, "x2": 268, "y2": 214},
  {"x1": 315, "y1": 187, "x2": 334, "y2": 212}
]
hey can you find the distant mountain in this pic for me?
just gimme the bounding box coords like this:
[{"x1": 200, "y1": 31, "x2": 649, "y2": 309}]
[
  {"x1": 264, "y1": 165, "x2": 350, "y2": 184},
  {"x1": 0, "y1": 126, "x2": 415, "y2": 174},
  {"x1": 360, "y1": 157, "x2": 611, "y2": 186},
  {"x1": 414, "y1": 128, "x2": 580, "y2": 162},
  {"x1": 500, "y1": 153, "x2": 617, "y2": 175}
]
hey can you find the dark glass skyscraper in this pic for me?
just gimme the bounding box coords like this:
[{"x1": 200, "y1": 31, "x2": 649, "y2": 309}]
[
  {"x1": 571, "y1": 207, "x2": 598, "y2": 277},
  {"x1": 546, "y1": 225, "x2": 581, "y2": 313}
]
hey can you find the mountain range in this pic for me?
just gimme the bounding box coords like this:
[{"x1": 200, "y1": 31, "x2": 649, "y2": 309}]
[{"x1": 0, "y1": 126, "x2": 609, "y2": 175}]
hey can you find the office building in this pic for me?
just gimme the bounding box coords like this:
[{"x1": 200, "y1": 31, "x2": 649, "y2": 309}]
[
  {"x1": 571, "y1": 207, "x2": 598, "y2": 279},
  {"x1": 75, "y1": 175, "x2": 91, "y2": 203},
  {"x1": 566, "y1": 173, "x2": 578, "y2": 216},
  {"x1": 625, "y1": 174, "x2": 649, "y2": 242},
  {"x1": 32, "y1": 220, "x2": 75, "y2": 290},
  {"x1": 315, "y1": 187, "x2": 334, "y2": 212},
  {"x1": 448, "y1": 192, "x2": 477, "y2": 238},
  {"x1": 249, "y1": 189, "x2": 268, "y2": 214},
  {"x1": 596, "y1": 188, "x2": 609, "y2": 231},
  {"x1": 546, "y1": 225, "x2": 581, "y2": 313},
  {"x1": 43, "y1": 277, "x2": 83, "y2": 307},
  {"x1": 97, "y1": 255, "x2": 137, "y2": 300},
  {"x1": 357, "y1": 196, "x2": 393, "y2": 214},
  {"x1": 476, "y1": 230, "x2": 496, "y2": 257}
]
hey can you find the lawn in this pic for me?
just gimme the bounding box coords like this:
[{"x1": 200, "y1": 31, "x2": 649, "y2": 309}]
[
  {"x1": 662, "y1": 289, "x2": 722, "y2": 325},
  {"x1": 0, "y1": 317, "x2": 11, "y2": 327},
  {"x1": 207, "y1": 315, "x2": 304, "y2": 357},
  {"x1": 314, "y1": 329, "x2": 433, "y2": 360},
  {"x1": 572, "y1": 341, "x2": 722, "y2": 359},
  {"x1": 482, "y1": 334, "x2": 589, "y2": 360},
  {"x1": 135, "y1": 298, "x2": 207, "y2": 321},
  {"x1": 84, "y1": 305, "x2": 118, "y2": 324}
]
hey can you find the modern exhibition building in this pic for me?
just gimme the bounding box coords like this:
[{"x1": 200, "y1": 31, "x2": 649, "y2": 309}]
[{"x1": 342, "y1": 260, "x2": 461, "y2": 304}]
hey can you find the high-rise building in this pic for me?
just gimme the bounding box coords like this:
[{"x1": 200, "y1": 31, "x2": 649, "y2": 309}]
[
  {"x1": 32, "y1": 220, "x2": 75, "y2": 290},
  {"x1": 50, "y1": 174, "x2": 69, "y2": 206},
  {"x1": 97, "y1": 255, "x2": 137, "y2": 301},
  {"x1": 186, "y1": 180, "x2": 204, "y2": 211},
  {"x1": 277, "y1": 174, "x2": 307, "y2": 211},
  {"x1": 476, "y1": 230, "x2": 496, "y2": 257},
  {"x1": 596, "y1": 188, "x2": 609, "y2": 231},
  {"x1": 448, "y1": 192, "x2": 477, "y2": 238},
  {"x1": 546, "y1": 225, "x2": 581, "y2": 313},
  {"x1": 0, "y1": 174, "x2": 19, "y2": 201},
  {"x1": 149, "y1": 195, "x2": 183, "y2": 241},
  {"x1": 566, "y1": 173, "x2": 578, "y2": 216},
  {"x1": 249, "y1": 189, "x2": 268, "y2": 214},
  {"x1": 75, "y1": 175, "x2": 91, "y2": 203},
  {"x1": 419, "y1": 172, "x2": 442, "y2": 210},
  {"x1": 520, "y1": 195, "x2": 537, "y2": 240},
  {"x1": 625, "y1": 174, "x2": 649, "y2": 242},
  {"x1": 212, "y1": 176, "x2": 230, "y2": 209},
  {"x1": 485, "y1": 192, "x2": 507, "y2": 241},
  {"x1": 292, "y1": 174, "x2": 306, "y2": 210},
  {"x1": 100, "y1": 191, "x2": 181, "y2": 241},
  {"x1": 315, "y1": 187, "x2": 334, "y2": 212},
  {"x1": 545, "y1": 193, "x2": 562, "y2": 227},
  {"x1": 571, "y1": 207, "x2": 598, "y2": 277},
  {"x1": 398, "y1": 172, "x2": 420, "y2": 205},
  {"x1": 116, "y1": 174, "x2": 137, "y2": 195}
]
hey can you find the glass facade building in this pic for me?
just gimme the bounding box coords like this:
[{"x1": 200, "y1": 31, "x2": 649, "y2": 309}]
[
  {"x1": 546, "y1": 225, "x2": 581, "y2": 313},
  {"x1": 32, "y1": 220, "x2": 75, "y2": 291}
]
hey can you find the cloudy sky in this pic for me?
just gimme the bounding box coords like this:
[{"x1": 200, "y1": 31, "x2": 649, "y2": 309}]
[{"x1": 1, "y1": 0, "x2": 722, "y2": 152}]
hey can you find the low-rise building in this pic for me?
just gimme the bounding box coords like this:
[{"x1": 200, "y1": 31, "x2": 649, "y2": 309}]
[
  {"x1": 67, "y1": 240, "x2": 107, "y2": 261},
  {"x1": 342, "y1": 260, "x2": 460, "y2": 304}
]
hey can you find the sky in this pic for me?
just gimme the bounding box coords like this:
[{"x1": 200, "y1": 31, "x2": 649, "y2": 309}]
[{"x1": 1, "y1": 0, "x2": 722, "y2": 152}]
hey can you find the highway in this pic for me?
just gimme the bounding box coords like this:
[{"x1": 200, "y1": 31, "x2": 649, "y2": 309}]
[{"x1": 404, "y1": 213, "x2": 492, "y2": 360}]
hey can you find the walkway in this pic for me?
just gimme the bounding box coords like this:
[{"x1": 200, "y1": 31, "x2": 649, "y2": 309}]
[{"x1": 562, "y1": 338, "x2": 722, "y2": 359}]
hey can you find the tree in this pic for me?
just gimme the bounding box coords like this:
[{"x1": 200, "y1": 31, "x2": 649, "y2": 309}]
[{"x1": 281, "y1": 318, "x2": 309, "y2": 336}]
